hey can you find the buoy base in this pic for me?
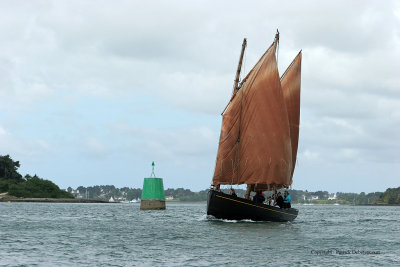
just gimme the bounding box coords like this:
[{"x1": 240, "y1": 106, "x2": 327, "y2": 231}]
[{"x1": 140, "y1": 199, "x2": 166, "y2": 210}]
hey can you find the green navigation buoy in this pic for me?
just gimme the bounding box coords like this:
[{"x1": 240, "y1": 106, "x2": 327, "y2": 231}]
[{"x1": 140, "y1": 162, "x2": 166, "y2": 210}]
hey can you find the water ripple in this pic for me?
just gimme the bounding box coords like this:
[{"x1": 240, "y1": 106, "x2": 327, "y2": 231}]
[{"x1": 0, "y1": 203, "x2": 399, "y2": 266}]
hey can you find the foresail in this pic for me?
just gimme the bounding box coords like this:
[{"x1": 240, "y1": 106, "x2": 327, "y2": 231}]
[
  {"x1": 281, "y1": 51, "x2": 302, "y2": 185},
  {"x1": 212, "y1": 40, "x2": 293, "y2": 188}
]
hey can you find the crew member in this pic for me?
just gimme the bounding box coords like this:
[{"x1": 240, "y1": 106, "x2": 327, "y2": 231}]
[
  {"x1": 230, "y1": 188, "x2": 237, "y2": 197},
  {"x1": 283, "y1": 191, "x2": 291, "y2": 209},
  {"x1": 267, "y1": 196, "x2": 272, "y2": 205},
  {"x1": 275, "y1": 192, "x2": 284, "y2": 208},
  {"x1": 253, "y1": 190, "x2": 265, "y2": 203}
]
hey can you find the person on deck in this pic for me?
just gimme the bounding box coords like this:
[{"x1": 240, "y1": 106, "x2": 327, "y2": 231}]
[
  {"x1": 253, "y1": 190, "x2": 265, "y2": 203},
  {"x1": 267, "y1": 196, "x2": 272, "y2": 205},
  {"x1": 271, "y1": 189, "x2": 278, "y2": 202},
  {"x1": 270, "y1": 195, "x2": 275, "y2": 206},
  {"x1": 230, "y1": 188, "x2": 237, "y2": 197},
  {"x1": 275, "y1": 192, "x2": 284, "y2": 208},
  {"x1": 283, "y1": 191, "x2": 291, "y2": 209}
]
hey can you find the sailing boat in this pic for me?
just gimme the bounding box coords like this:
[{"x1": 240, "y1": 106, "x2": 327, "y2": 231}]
[{"x1": 207, "y1": 31, "x2": 302, "y2": 222}]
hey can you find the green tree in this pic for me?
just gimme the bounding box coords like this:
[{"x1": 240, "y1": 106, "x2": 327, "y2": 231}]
[
  {"x1": 0, "y1": 155, "x2": 24, "y2": 192},
  {"x1": 0, "y1": 155, "x2": 23, "y2": 181},
  {"x1": 378, "y1": 187, "x2": 400, "y2": 204},
  {"x1": 8, "y1": 175, "x2": 73, "y2": 198}
]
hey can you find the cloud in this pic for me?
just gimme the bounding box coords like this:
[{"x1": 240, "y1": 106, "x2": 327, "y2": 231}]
[
  {"x1": 0, "y1": 126, "x2": 7, "y2": 136},
  {"x1": 0, "y1": 126, "x2": 51, "y2": 161},
  {"x1": 0, "y1": 0, "x2": 399, "y2": 192},
  {"x1": 112, "y1": 122, "x2": 218, "y2": 163},
  {"x1": 82, "y1": 137, "x2": 110, "y2": 158}
]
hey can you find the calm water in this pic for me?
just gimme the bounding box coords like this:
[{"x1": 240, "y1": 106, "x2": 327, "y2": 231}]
[{"x1": 0, "y1": 202, "x2": 399, "y2": 266}]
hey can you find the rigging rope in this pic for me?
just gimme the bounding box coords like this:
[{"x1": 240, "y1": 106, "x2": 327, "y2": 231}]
[
  {"x1": 242, "y1": 47, "x2": 247, "y2": 83},
  {"x1": 276, "y1": 40, "x2": 279, "y2": 68},
  {"x1": 236, "y1": 88, "x2": 244, "y2": 186},
  {"x1": 276, "y1": 29, "x2": 280, "y2": 69},
  {"x1": 231, "y1": 159, "x2": 235, "y2": 185},
  {"x1": 232, "y1": 40, "x2": 247, "y2": 187}
]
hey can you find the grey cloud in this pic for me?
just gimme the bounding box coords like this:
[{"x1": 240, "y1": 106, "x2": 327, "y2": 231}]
[{"x1": 0, "y1": 0, "x2": 399, "y2": 191}]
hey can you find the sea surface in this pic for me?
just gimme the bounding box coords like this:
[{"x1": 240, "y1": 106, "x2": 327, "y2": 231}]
[{"x1": 0, "y1": 202, "x2": 399, "y2": 266}]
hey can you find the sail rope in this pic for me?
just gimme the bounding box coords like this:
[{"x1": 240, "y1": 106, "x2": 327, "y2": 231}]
[
  {"x1": 231, "y1": 159, "x2": 235, "y2": 185},
  {"x1": 235, "y1": 87, "x2": 244, "y2": 186},
  {"x1": 232, "y1": 39, "x2": 248, "y2": 186},
  {"x1": 276, "y1": 38, "x2": 279, "y2": 69},
  {"x1": 280, "y1": 50, "x2": 301, "y2": 81},
  {"x1": 275, "y1": 29, "x2": 280, "y2": 70},
  {"x1": 242, "y1": 47, "x2": 247, "y2": 83}
]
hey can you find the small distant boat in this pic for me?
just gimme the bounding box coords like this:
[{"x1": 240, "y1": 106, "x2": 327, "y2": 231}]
[
  {"x1": 207, "y1": 31, "x2": 302, "y2": 222},
  {"x1": 334, "y1": 203, "x2": 340, "y2": 206},
  {"x1": 130, "y1": 199, "x2": 141, "y2": 203}
]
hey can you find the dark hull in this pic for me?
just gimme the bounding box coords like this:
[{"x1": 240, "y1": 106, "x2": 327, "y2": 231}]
[{"x1": 207, "y1": 190, "x2": 298, "y2": 222}]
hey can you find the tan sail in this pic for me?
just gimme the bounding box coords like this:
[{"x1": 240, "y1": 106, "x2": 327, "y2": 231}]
[
  {"x1": 281, "y1": 51, "x2": 302, "y2": 185},
  {"x1": 212, "y1": 38, "x2": 293, "y2": 189}
]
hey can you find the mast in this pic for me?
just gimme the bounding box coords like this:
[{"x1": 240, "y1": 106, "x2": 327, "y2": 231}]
[
  {"x1": 221, "y1": 38, "x2": 247, "y2": 115},
  {"x1": 232, "y1": 38, "x2": 247, "y2": 94}
]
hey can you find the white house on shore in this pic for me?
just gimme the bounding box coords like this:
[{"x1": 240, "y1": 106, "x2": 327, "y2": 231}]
[{"x1": 328, "y1": 193, "x2": 337, "y2": 200}]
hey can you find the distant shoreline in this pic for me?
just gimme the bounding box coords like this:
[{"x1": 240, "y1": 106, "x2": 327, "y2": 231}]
[
  {"x1": 1, "y1": 197, "x2": 399, "y2": 206},
  {"x1": 355, "y1": 204, "x2": 400, "y2": 206},
  {"x1": 297, "y1": 203, "x2": 400, "y2": 206},
  {"x1": 0, "y1": 196, "x2": 111, "y2": 203}
]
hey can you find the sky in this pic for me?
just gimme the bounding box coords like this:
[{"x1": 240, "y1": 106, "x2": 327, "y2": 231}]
[{"x1": 0, "y1": 0, "x2": 399, "y2": 193}]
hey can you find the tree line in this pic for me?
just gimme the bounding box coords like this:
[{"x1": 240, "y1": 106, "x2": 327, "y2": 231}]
[
  {"x1": 376, "y1": 187, "x2": 400, "y2": 204},
  {"x1": 67, "y1": 185, "x2": 399, "y2": 204},
  {"x1": 67, "y1": 185, "x2": 210, "y2": 202},
  {"x1": 0, "y1": 155, "x2": 73, "y2": 198}
]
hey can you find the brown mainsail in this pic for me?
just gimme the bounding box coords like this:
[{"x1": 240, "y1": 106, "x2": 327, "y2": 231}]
[{"x1": 212, "y1": 33, "x2": 302, "y2": 190}]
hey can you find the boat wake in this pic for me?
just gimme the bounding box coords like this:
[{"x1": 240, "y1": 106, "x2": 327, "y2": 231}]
[{"x1": 202, "y1": 214, "x2": 259, "y2": 223}]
